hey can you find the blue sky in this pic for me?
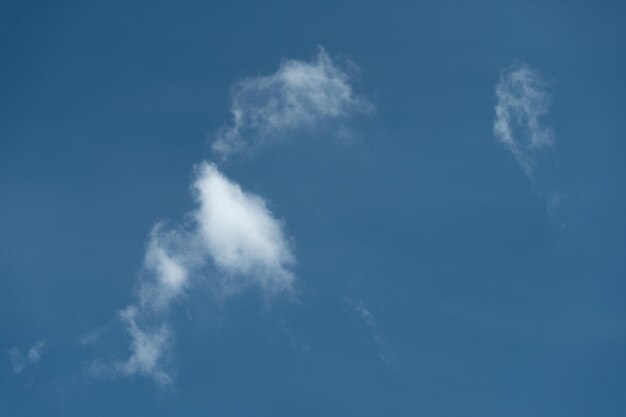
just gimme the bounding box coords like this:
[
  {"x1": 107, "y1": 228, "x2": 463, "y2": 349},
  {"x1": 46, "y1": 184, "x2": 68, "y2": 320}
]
[{"x1": 1, "y1": 1, "x2": 626, "y2": 416}]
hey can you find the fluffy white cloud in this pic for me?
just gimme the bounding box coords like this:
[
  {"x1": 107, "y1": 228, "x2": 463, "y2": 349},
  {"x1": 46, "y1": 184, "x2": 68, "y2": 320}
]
[
  {"x1": 8, "y1": 340, "x2": 46, "y2": 374},
  {"x1": 493, "y1": 63, "x2": 554, "y2": 176},
  {"x1": 213, "y1": 47, "x2": 372, "y2": 157},
  {"x1": 103, "y1": 164, "x2": 294, "y2": 385},
  {"x1": 193, "y1": 163, "x2": 295, "y2": 294}
]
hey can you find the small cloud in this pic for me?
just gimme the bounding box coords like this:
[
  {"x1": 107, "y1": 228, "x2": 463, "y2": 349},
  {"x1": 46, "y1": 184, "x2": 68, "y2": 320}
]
[
  {"x1": 493, "y1": 63, "x2": 568, "y2": 221},
  {"x1": 8, "y1": 340, "x2": 47, "y2": 375},
  {"x1": 77, "y1": 326, "x2": 109, "y2": 347},
  {"x1": 100, "y1": 226, "x2": 190, "y2": 385},
  {"x1": 90, "y1": 48, "x2": 374, "y2": 385},
  {"x1": 345, "y1": 298, "x2": 396, "y2": 370},
  {"x1": 213, "y1": 47, "x2": 372, "y2": 158},
  {"x1": 92, "y1": 164, "x2": 296, "y2": 385},
  {"x1": 494, "y1": 63, "x2": 554, "y2": 177},
  {"x1": 27, "y1": 340, "x2": 46, "y2": 363},
  {"x1": 116, "y1": 307, "x2": 173, "y2": 385},
  {"x1": 138, "y1": 225, "x2": 191, "y2": 313},
  {"x1": 193, "y1": 162, "x2": 295, "y2": 296}
]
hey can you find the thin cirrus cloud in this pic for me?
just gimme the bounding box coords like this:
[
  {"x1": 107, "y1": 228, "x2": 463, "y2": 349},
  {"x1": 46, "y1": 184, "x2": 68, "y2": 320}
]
[
  {"x1": 493, "y1": 63, "x2": 567, "y2": 220},
  {"x1": 91, "y1": 47, "x2": 369, "y2": 385},
  {"x1": 212, "y1": 47, "x2": 373, "y2": 158},
  {"x1": 345, "y1": 298, "x2": 396, "y2": 370},
  {"x1": 8, "y1": 340, "x2": 47, "y2": 375},
  {"x1": 493, "y1": 62, "x2": 554, "y2": 177}
]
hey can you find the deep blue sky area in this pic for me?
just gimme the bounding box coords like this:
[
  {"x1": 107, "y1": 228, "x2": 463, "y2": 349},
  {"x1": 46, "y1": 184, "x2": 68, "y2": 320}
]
[{"x1": 1, "y1": 1, "x2": 626, "y2": 416}]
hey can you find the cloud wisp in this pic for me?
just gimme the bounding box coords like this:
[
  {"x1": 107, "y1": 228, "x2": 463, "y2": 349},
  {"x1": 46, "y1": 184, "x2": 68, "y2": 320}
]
[
  {"x1": 494, "y1": 63, "x2": 554, "y2": 177},
  {"x1": 94, "y1": 164, "x2": 295, "y2": 385},
  {"x1": 8, "y1": 340, "x2": 47, "y2": 375},
  {"x1": 345, "y1": 298, "x2": 396, "y2": 370},
  {"x1": 213, "y1": 47, "x2": 372, "y2": 158},
  {"x1": 88, "y1": 225, "x2": 191, "y2": 385},
  {"x1": 493, "y1": 63, "x2": 568, "y2": 222}
]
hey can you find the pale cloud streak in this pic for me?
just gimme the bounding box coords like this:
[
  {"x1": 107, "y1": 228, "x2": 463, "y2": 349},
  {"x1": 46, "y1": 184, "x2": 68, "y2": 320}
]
[
  {"x1": 494, "y1": 63, "x2": 554, "y2": 176},
  {"x1": 138, "y1": 225, "x2": 191, "y2": 313},
  {"x1": 8, "y1": 340, "x2": 47, "y2": 375},
  {"x1": 116, "y1": 307, "x2": 172, "y2": 385},
  {"x1": 493, "y1": 63, "x2": 569, "y2": 222},
  {"x1": 345, "y1": 298, "x2": 396, "y2": 370},
  {"x1": 104, "y1": 226, "x2": 190, "y2": 385},
  {"x1": 213, "y1": 47, "x2": 372, "y2": 158}
]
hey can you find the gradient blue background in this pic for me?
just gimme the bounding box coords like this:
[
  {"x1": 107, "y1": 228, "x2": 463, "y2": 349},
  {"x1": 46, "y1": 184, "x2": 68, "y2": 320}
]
[{"x1": 1, "y1": 1, "x2": 625, "y2": 416}]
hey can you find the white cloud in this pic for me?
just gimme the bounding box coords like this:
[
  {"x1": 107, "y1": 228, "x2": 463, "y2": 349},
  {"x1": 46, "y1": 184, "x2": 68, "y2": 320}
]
[
  {"x1": 116, "y1": 307, "x2": 172, "y2": 385},
  {"x1": 213, "y1": 47, "x2": 372, "y2": 158},
  {"x1": 98, "y1": 227, "x2": 187, "y2": 385},
  {"x1": 98, "y1": 164, "x2": 295, "y2": 385},
  {"x1": 86, "y1": 308, "x2": 173, "y2": 386},
  {"x1": 493, "y1": 63, "x2": 554, "y2": 176},
  {"x1": 493, "y1": 63, "x2": 570, "y2": 223},
  {"x1": 8, "y1": 340, "x2": 46, "y2": 374},
  {"x1": 193, "y1": 163, "x2": 295, "y2": 295},
  {"x1": 108, "y1": 225, "x2": 192, "y2": 385},
  {"x1": 138, "y1": 225, "x2": 190, "y2": 313},
  {"x1": 95, "y1": 47, "x2": 371, "y2": 385}
]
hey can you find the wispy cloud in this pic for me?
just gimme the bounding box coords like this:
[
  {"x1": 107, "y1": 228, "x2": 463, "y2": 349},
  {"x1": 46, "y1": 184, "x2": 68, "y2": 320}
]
[
  {"x1": 137, "y1": 225, "x2": 191, "y2": 314},
  {"x1": 493, "y1": 63, "x2": 568, "y2": 222},
  {"x1": 115, "y1": 307, "x2": 173, "y2": 385},
  {"x1": 94, "y1": 165, "x2": 295, "y2": 385},
  {"x1": 494, "y1": 63, "x2": 554, "y2": 176},
  {"x1": 345, "y1": 298, "x2": 396, "y2": 370},
  {"x1": 213, "y1": 47, "x2": 372, "y2": 158},
  {"x1": 8, "y1": 340, "x2": 47, "y2": 374}
]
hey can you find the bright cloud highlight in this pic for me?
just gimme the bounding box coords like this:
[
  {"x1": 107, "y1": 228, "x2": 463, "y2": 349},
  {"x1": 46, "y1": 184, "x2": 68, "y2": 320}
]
[
  {"x1": 193, "y1": 163, "x2": 295, "y2": 294},
  {"x1": 102, "y1": 165, "x2": 294, "y2": 385}
]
